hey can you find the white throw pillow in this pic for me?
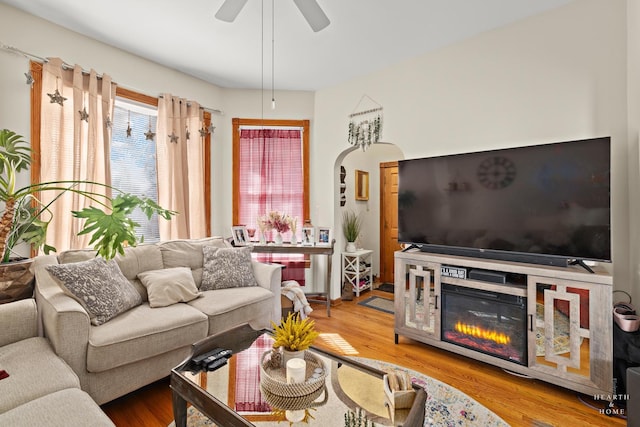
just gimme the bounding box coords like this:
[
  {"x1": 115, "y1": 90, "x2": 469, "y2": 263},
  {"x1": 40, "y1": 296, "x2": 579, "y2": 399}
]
[{"x1": 137, "y1": 267, "x2": 202, "y2": 308}]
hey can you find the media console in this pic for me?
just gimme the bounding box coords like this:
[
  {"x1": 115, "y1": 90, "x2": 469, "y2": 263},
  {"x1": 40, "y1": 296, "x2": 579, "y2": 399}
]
[{"x1": 394, "y1": 250, "x2": 613, "y2": 396}]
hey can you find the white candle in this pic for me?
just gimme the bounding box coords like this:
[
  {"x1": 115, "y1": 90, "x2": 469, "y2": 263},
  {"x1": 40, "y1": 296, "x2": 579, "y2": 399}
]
[{"x1": 286, "y1": 358, "x2": 306, "y2": 384}]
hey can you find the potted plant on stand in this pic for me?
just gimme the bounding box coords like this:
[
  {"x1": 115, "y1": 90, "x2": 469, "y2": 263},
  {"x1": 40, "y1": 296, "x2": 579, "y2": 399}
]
[
  {"x1": 342, "y1": 210, "x2": 362, "y2": 253},
  {"x1": 0, "y1": 129, "x2": 175, "y2": 303}
]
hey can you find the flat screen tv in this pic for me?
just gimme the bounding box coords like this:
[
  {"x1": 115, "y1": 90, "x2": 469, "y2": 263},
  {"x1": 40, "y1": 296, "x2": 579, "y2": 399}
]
[{"x1": 397, "y1": 137, "x2": 611, "y2": 267}]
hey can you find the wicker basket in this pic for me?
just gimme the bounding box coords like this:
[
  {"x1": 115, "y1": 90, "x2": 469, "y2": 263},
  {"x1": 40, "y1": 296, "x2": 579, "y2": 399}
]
[
  {"x1": 260, "y1": 350, "x2": 327, "y2": 398},
  {"x1": 260, "y1": 383, "x2": 328, "y2": 411}
]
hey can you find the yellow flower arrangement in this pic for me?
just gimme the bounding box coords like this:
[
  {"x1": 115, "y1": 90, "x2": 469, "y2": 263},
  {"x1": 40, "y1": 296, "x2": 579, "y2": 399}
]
[{"x1": 271, "y1": 313, "x2": 319, "y2": 352}]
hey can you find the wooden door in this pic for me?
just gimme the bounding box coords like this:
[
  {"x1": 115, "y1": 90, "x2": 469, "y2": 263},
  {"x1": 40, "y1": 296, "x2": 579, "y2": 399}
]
[{"x1": 380, "y1": 162, "x2": 402, "y2": 283}]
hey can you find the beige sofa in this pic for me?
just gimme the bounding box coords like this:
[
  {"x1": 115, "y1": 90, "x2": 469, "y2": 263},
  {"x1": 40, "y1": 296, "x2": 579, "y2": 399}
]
[
  {"x1": 0, "y1": 298, "x2": 114, "y2": 426},
  {"x1": 33, "y1": 237, "x2": 282, "y2": 405}
]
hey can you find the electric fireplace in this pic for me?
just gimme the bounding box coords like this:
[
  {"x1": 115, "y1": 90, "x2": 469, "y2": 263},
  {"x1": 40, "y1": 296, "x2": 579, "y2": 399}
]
[{"x1": 441, "y1": 283, "x2": 527, "y2": 365}]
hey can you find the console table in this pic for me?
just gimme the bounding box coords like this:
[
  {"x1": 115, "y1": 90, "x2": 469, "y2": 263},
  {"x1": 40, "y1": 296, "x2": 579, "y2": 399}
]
[{"x1": 250, "y1": 240, "x2": 335, "y2": 317}]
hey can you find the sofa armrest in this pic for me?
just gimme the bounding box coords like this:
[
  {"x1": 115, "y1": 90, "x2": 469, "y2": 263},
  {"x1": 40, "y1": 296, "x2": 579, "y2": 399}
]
[
  {"x1": 252, "y1": 261, "x2": 282, "y2": 325},
  {"x1": 0, "y1": 298, "x2": 38, "y2": 347},
  {"x1": 33, "y1": 255, "x2": 91, "y2": 383}
]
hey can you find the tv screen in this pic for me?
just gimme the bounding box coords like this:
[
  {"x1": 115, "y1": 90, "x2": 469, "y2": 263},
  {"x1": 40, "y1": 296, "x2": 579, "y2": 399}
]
[{"x1": 398, "y1": 137, "x2": 611, "y2": 265}]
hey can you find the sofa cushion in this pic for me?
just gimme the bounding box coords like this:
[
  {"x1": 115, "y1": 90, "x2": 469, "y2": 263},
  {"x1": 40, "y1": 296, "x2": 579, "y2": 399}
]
[
  {"x1": 114, "y1": 244, "x2": 164, "y2": 301},
  {"x1": 45, "y1": 258, "x2": 142, "y2": 326},
  {"x1": 188, "y1": 287, "x2": 274, "y2": 332},
  {"x1": 0, "y1": 337, "x2": 80, "y2": 413},
  {"x1": 159, "y1": 237, "x2": 230, "y2": 286},
  {"x1": 0, "y1": 388, "x2": 115, "y2": 426},
  {"x1": 86, "y1": 302, "x2": 208, "y2": 373},
  {"x1": 201, "y1": 246, "x2": 257, "y2": 290},
  {"x1": 138, "y1": 267, "x2": 202, "y2": 307}
]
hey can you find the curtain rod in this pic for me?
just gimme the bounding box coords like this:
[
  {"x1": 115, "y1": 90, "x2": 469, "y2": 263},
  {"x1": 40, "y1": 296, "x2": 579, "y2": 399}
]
[
  {"x1": 2, "y1": 41, "x2": 224, "y2": 115},
  {"x1": 157, "y1": 95, "x2": 223, "y2": 115}
]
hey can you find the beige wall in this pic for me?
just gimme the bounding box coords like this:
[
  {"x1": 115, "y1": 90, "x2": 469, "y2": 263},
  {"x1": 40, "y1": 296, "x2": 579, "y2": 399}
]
[{"x1": 315, "y1": 0, "x2": 631, "y2": 298}]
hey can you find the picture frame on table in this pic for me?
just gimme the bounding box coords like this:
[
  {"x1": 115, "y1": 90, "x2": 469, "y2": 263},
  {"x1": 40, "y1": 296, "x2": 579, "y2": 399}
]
[
  {"x1": 301, "y1": 227, "x2": 315, "y2": 246},
  {"x1": 231, "y1": 225, "x2": 249, "y2": 246},
  {"x1": 316, "y1": 227, "x2": 332, "y2": 245}
]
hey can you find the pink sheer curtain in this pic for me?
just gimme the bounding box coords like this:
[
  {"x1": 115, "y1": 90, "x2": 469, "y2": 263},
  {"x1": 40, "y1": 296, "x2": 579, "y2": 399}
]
[
  {"x1": 238, "y1": 128, "x2": 305, "y2": 284},
  {"x1": 156, "y1": 94, "x2": 207, "y2": 240},
  {"x1": 39, "y1": 57, "x2": 115, "y2": 253}
]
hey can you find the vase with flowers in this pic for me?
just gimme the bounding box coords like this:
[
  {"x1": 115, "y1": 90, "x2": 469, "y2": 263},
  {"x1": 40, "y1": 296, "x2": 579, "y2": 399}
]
[
  {"x1": 259, "y1": 211, "x2": 293, "y2": 245},
  {"x1": 271, "y1": 312, "x2": 319, "y2": 364}
]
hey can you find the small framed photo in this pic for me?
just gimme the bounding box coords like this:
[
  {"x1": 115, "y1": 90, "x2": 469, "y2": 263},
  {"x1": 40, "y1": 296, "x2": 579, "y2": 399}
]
[
  {"x1": 316, "y1": 227, "x2": 332, "y2": 245},
  {"x1": 301, "y1": 227, "x2": 315, "y2": 246},
  {"x1": 231, "y1": 225, "x2": 249, "y2": 246}
]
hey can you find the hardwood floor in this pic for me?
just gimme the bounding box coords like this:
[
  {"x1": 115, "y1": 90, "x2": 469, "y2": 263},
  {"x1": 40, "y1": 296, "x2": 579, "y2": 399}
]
[{"x1": 101, "y1": 290, "x2": 625, "y2": 426}]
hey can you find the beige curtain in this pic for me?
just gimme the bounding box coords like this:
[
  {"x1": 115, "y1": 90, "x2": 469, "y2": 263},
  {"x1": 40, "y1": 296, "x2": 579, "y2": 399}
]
[
  {"x1": 156, "y1": 94, "x2": 207, "y2": 239},
  {"x1": 40, "y1": 57, "x2": 116, "y2": 252}
]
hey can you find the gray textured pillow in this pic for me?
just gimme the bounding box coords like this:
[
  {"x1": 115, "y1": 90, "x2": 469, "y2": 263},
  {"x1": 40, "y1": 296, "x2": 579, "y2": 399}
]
[
  {"x1": 201, "y1": 246, "x2": 257, "y2": 290},
  {"x1": 46, "y1": 258, "x2": 142, "y2": 326},
  {"x1": 137, "y1": 267, "x2": 201, "y2": 307}
]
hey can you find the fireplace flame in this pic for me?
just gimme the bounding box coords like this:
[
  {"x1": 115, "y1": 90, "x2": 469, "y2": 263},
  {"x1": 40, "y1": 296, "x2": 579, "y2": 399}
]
[{"x1": 454, "y1": 321, "x2": 511, "y2": 345}]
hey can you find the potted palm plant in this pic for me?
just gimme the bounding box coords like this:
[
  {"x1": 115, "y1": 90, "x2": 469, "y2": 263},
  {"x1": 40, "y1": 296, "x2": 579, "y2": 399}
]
[
  {"x1": 342, "y1": 210, "x2": 362, "y2": 253},
  {"x1": 0, "y1": 129, "x2": 175, "y2": 303}
]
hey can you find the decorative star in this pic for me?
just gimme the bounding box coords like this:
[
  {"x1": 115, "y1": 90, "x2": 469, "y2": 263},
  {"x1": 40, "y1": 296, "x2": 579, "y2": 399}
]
[
  {"x1": 199, "y1": 127, "x2": 208, "y2": 137},
  {"x1": 145, "y1": 129, "x2": 156, "y2": 141},
  {"x1": 105, "y1": 116, "x2": 112, "y2": 129},
  {"x1": 208, "y1": 124, "x2": 216, "y2": 134},
  {"x1": 79, "y1": 107, "x2": 89, "y2": 122},
  {"x1": 186, "y1": 129, "x2": 190, "y2": 141},
  {"x1": 126, "y1": 124, "x2": 132, "y2": 137},
  {"x1": 169, "y1": 132, "x2": 179, "y2": 144},
  {"x1": 24, "y1": 71, "x2": 34, "y2": 86},
  {"x1": 47, "y1": 89, "x2": 67, "y2": 106}
]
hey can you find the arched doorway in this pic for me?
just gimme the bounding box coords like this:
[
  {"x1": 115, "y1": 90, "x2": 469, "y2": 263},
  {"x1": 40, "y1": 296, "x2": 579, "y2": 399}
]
[{"x1": 334, "y1": 143, "x2": 404, "y2": 297}]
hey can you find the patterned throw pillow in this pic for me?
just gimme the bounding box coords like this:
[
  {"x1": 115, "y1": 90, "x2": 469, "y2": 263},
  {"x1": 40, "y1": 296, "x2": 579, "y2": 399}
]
[
  {"x1": 46, "y1": 257, "x2": 142, "y2": 326},
  {"x1": 201, "y1": 246, "x2": 257, "y2": 290}
]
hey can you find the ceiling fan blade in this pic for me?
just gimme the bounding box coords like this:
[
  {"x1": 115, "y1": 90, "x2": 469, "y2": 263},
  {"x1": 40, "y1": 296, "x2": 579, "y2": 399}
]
[
  {"x1": 293, "y1": 0, "x2": 330, "y2": 32},
  {"x1": 215, "y1": 0, "x2": 248, "y2": 23}
]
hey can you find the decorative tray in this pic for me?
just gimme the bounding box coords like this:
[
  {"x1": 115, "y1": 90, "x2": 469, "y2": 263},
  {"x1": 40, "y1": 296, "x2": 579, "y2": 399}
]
[{"x1": 260, "y1": 350, "x2": 327, "y2": 398}]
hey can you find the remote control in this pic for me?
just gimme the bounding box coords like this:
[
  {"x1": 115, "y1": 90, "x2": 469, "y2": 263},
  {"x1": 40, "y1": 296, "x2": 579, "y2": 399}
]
[
  {"x1": 206, "y1": 357, "x2": 228, "y2": 371},
  {"x1": 192, "y1": 348, "x2": 224, "y2": 365},
  {"x1": 201, "y1": 349, "x2": 232, "y2": 366}
]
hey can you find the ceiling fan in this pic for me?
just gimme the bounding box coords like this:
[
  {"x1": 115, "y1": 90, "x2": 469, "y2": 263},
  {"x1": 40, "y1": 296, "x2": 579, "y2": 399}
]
[{"x1": 215, "y1": 0, "x2": 330, "y2": 32}]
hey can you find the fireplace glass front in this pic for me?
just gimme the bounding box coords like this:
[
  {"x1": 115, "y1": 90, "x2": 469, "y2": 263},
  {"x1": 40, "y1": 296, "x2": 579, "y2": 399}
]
[{"x1": 441, "y1": 283, "x2": 527, "y2": 365}]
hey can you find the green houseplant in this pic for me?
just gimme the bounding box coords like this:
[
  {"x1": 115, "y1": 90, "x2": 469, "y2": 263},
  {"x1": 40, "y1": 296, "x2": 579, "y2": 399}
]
[
  {"x1": 342, "y1": 210, "x2": 362, "y2": 253},
  {"x1": 0, "y1": 128, "x2": 175, "y2": 263}
]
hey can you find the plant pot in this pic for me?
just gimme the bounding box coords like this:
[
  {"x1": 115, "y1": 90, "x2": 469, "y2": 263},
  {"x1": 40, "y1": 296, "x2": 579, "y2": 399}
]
[
  {"x1": 0, "y1": 258, "x2": 35, "y2": 304},
  {"x1": 282, "y1": 349, "x2": 305, "y2": 365},
  {"x1": 346, "y1": 241, "x2": 357, "y2": 253}
]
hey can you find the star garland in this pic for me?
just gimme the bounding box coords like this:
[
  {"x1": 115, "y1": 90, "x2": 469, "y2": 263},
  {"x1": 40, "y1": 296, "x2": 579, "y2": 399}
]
[
  {"x1": 47, "y1": 78, "x2": 66, "y2": 106},
  {"x1": 168, "y1": 132, "x2": 179, "y2": 144},
  {"x1": 145, "y1": 116, "x2": 155, "y2": 141},
  {"x1": 78, "y1": 107, "x2": 89, "y2": 122},
  {"x1": 126, "y1": 111, "x2": 132, "y2": 137}
]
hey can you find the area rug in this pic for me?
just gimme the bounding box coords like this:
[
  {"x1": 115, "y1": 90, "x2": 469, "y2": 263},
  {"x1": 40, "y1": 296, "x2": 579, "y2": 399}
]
[
  {"x1": 358, "y1": 296, "x2": 394, "y2": 314},
  {"x1": 377, "y1": 283, "x2": 395, "y2": 293},
  {"x1": 174, "y1": 357, "x2": 509, "y2": 427}
]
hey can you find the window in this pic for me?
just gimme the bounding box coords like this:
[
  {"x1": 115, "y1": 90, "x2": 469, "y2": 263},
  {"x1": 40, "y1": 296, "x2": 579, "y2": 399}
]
[
  {"x1": 232, "y1": 118, "x2": 310, "y2": 283},
  {"x1": 111, "y1": 98, "x2": 160, "y2": 241}
]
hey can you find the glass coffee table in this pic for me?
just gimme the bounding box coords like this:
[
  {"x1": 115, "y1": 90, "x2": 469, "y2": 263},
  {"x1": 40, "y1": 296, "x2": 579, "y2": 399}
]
[{"x1": 171, "y1": 324, "x2": 426, "y2": 427}]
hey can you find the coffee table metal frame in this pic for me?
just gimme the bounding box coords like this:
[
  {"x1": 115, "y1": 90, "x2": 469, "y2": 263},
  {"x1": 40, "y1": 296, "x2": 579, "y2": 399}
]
[{"x1": 170, "y1": 324, "x2": 425, "y2": 427}]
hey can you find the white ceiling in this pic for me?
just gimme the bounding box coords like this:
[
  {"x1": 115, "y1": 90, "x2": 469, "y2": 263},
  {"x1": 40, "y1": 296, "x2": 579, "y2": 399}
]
[{"x1": 1, "y1": 0, "x2": 571, "y2": 91}]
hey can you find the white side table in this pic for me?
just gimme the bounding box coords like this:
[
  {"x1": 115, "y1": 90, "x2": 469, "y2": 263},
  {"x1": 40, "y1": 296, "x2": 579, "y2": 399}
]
[{"x1": 342, "y1": 249, "x2": 373, "y2": 297}]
